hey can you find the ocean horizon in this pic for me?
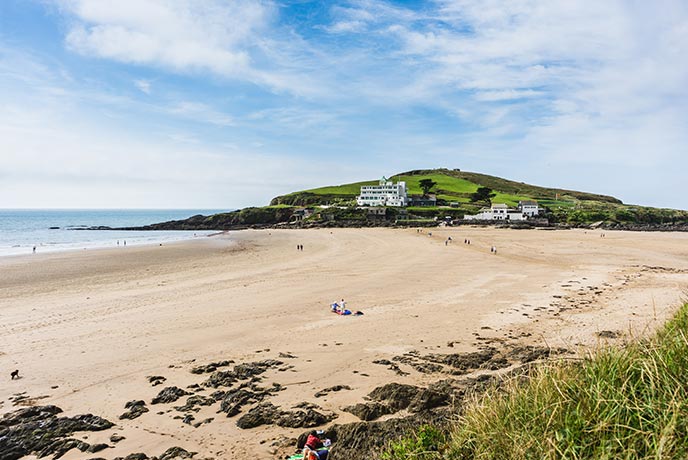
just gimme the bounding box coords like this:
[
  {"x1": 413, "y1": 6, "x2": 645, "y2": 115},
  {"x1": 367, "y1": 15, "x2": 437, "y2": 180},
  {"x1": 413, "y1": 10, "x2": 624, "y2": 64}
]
[{"x1": 0, "y1": 208, "x2": 230, "y2": 257}]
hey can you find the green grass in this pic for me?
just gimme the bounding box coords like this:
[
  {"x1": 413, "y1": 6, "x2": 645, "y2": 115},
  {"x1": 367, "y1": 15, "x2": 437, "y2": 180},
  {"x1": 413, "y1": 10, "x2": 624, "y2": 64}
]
[
  {"x1": 302, "y1": 180, "x2": 379, "y2": 195},
  {"x1": 381, "y1": 303, "x2": 688, "y2": 460}
]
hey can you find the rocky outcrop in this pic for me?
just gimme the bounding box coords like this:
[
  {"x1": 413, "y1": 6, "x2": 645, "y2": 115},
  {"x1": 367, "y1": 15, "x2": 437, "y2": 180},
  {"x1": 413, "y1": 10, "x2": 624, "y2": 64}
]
[
  {"x1": 0, "y1": 405, "x2": 114, "y2": 460},
  {"x1": 203, "y1": 359, "x2": 283, "y2": 388},
  {"x1": 236, "y1": 402, "x2": 337, "y2": 429}
]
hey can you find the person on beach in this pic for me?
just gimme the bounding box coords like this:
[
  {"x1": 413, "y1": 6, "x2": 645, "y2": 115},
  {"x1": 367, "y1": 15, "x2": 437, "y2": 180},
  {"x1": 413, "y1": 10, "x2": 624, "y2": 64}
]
[
  {"x1": 331, "y1": 301, "x2": 340, "y2": 313},
  {"x1": 32, "y1": 246, "x2": 36, "y2": 254},
  {"x1": 303, "y1": 430, "x2": 329, "y2": 460}
]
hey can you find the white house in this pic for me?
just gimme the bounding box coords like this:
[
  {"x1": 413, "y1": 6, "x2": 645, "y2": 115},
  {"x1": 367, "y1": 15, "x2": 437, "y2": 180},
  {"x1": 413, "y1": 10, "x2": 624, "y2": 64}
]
[
  {"x1": 518, "y1": 200, "x2": 540, "y2": 216},
  {"x1": 356, "y1": 177, "x2": 408, "y2": 207},
  {"x1": 463, "y1": 203, "x2": 527, "y2": 221}
]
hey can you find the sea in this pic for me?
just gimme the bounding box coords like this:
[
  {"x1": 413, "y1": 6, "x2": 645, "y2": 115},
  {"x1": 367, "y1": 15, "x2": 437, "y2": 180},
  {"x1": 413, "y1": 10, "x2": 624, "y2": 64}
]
[{"x1": 0, "y1": 209, "x2": 230, "y2": 257}]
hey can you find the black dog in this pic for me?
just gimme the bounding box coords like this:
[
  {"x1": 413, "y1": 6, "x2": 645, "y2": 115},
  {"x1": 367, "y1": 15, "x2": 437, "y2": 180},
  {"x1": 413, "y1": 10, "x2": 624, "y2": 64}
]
[{"x1": 10, "y1": 370, "x2": 19, "y2": 380}]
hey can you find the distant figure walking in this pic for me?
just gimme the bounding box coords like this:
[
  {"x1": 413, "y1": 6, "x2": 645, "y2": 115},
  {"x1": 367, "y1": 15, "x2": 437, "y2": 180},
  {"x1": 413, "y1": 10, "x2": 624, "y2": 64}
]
[
  {"x1": 123, "y1": 240, "x2": 126, "y2": 246},
  {"x1": 11, "y1": 369, "x2": 19, "y2": 380},
  {"x1": 32, "y1": 246, "x2": 36, "y2": 254},
  {"x1": 117, "y1": 240, "x2": 120, "y2": 246},
  {"x1": 445, "y1": 240, "x2": 448, "y2": 246}
]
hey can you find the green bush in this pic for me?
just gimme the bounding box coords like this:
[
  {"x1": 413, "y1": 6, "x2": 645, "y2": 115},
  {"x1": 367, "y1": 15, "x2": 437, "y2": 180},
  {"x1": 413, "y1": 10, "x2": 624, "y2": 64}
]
[{"x1": 381, "y1": 425, "x2": 447, "y2": 460}]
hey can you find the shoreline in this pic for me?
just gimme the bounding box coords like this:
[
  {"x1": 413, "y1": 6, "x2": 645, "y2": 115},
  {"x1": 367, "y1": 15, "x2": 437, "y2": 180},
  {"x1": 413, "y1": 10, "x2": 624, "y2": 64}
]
[
  {"x1": 0, "y1": 230, "x2": 216, "y2": 259},
  {"x1": 2, "y1": 227, "x2": 688, "y2": 458}
]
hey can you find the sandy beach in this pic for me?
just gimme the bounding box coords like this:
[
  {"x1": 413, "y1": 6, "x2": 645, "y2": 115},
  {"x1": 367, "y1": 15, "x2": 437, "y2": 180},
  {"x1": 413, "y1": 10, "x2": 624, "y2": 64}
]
[{"x1": 1, "y1": 227, "x2": 688, "y2": 459}]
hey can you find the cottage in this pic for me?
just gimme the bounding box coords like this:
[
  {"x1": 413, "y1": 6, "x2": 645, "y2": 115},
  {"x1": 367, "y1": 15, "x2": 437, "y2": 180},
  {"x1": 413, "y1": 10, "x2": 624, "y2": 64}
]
[
  {"x1": 463, "y1": 203, "x2": 527, "y2": 221},
  {"x1": 407, "y1": 194, "x2": 437, "y2": 207},
  {"x1": 518, "y1": 200, "x2": 539, "y2": 216}
]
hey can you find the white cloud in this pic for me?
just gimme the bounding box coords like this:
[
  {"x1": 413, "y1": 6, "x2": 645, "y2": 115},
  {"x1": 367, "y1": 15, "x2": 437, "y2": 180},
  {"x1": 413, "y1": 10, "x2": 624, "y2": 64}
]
[
  {"x1": 166, "y1": 101, "x2": 234, "y2": 127},
  {"x1": 134, "y1": 79, "x2": 151, "y2": 94},
  {"x1": 56, "y1": 0, "x2": 323, "y2": 94}
]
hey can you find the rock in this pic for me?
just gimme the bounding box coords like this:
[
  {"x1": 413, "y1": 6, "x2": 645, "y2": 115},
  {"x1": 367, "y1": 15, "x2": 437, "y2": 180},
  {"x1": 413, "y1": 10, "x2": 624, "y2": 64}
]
[
  {"x1": 233, "y1": 359, "x2": 283, "y2": 379},
  {"x1": 407, "y1": 388, "x2": 449, "y2": 412},
  {"x1": 174, "y1": 395, "x2": 215, "y2": 413},
  {"x1": 204, "y1": 359, "x2": 284, "y2": 388},
  {"x1": 343, "y1": 402, "x2": 393, "y2": 421},
  {"x1": 151, "y1": 387, "x2": 190, "y2": 405},
  {"x1": 220, "y1": 388, "x2": 262, "y2": 417},
  {"x1": 182, "y1": 415, "x2": 195, "y2": 425},
  {"x1": 0, "y1": 405, "x2": 113, "y2": 460},
  {"x1": 236, "y1": 402, "x2": 337, "y2": 429},
  {"x1": 203, "y1": 369, "x2": 237, "y2": 388},
  {"x1": 158, "y1": 446, "x2": 196, "y2": 459},
  {"x1": 325, "y1": 417, "x2": 429, "y2": 460},
  {"x1": 424, "y1": 348, "x2": 498, "y2": 373},
  {"x1": 278, "y1": 352, "x2": 297, "y2": 359},
  {"x1": 114, "y1": 453, "x2": 149, "y2": 460},
  {"x1": 110, "y1": 434, "x2": 126, "y2": 443},
  {"x1": 147, "y1": 376, "x2": 167, "y2": 386},
  {"x1": 367, "y1": 383, "x2": 421, "y2": 411},
  {"x1": 88, "y1": 443, "x2": 110, "y2": 453},
  {"x1": 120, "y1": 400, "x2": 149, "y2": 420},
  {"x1": 235, "y1": 402, "x2": 279, "y2": 429},
  {"x1": 190, "y1": 360, "x2": 234, "y2": 374},
  {"x1": 597, "y1": 330, "x2": 621, "y2": 339},
  {"x1": 219, "y1": 383, "x2": 284, "y2": 417},
  {"x1": 314, "y1": 385, "x2": 352, "y2": 398}
]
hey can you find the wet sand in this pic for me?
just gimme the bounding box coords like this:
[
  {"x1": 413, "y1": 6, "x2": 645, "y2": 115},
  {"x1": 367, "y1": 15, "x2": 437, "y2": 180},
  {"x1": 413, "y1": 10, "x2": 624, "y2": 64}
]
[{"x1": 1, "y1": 227, "x2": 687, "y2": 458}]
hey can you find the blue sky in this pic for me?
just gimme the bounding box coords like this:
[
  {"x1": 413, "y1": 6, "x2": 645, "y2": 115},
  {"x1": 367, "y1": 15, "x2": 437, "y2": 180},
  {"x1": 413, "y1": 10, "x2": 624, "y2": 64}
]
[{"x1": 1, "y1": 0, "x2": 686, "y2": 209}]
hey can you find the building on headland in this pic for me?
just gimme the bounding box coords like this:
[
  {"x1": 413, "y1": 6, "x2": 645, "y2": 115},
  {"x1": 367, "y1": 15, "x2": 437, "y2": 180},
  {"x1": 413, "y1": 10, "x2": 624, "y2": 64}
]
[
  {"x1": 407, "y1": 194, "x2": 437, "y2": 207},
  {"x1": 518, "y1": 200, "x2": 539, "y2": 216},
  {"x1": 356, "y1": 177, "x2": 408, "y2": 207},
  {"x1": 463, "y1": 202, "x2": 531, "y2": 221}
]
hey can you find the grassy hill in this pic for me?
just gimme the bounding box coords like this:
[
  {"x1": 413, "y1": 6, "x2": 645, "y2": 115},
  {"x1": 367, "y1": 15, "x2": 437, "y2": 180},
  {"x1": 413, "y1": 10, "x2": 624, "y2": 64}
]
[
  {"x1": 271, "y1": 168, "x2": 620, "y2": 208},
  {"x1": 267, "y1": 168, "x2": 687, "y2": 226}
]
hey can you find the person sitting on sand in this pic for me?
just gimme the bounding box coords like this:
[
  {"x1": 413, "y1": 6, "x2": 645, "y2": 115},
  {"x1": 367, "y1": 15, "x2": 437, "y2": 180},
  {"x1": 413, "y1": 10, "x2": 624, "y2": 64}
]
[
  {"x1": 304, "y1": 430, "x2": 329, "y2": 460},
  {"x1": 331, "y1": 301, "x2": 340, "y2": 313}
]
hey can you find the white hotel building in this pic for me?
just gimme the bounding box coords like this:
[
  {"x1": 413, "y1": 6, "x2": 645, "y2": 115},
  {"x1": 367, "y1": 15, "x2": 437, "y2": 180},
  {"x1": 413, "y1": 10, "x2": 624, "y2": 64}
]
[{"x1": 356, "y1": 177, "x2": 408, "y2": 207}]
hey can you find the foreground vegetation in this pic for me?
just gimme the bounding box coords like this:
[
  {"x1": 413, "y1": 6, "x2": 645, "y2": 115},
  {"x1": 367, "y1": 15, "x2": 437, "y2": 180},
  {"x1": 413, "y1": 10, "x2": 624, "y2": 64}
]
[{"x1": 381, "y1": 303, "x2": 688, "y2": 460}]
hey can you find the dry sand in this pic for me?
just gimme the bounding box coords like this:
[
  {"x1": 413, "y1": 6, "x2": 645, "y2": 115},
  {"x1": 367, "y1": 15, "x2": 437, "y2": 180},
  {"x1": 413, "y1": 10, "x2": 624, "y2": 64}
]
[{"x1": 1, "y1": 227, "x2": 688, "y2": 459}]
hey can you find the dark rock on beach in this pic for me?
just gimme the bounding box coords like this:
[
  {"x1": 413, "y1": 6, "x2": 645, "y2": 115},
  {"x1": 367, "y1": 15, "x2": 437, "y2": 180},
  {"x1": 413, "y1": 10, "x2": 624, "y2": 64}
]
[
  {"x1": 190, "y1": 360, "x2": 234, "y2": 374},
  {"x1": 147, "y1": 376, "x2": 167, "y2": 386},
  {"x1": 174, "y1": 395, "x2": 215, "y2": 413},
  {"x1": 203, "y1": 359, "x2": 283, "y2": 388},
  {"x1": 0, "y1": 405, "x2": 113, "y2": 460},
  {"x1": 236, "y1": 402, "x2": 337, "y2": 429},
  {"x1": 120, "y1": 400, "x2": 149, "y2": 420},
  {"x1": 343, "y1": 402, "x2": 394, "y2": 421},
  {"x1": 151, "y1": 386, "x2": 190, "y2": 405},
  {"x1": 157, "y1": 446, "x2": 196, "y2": 459},
  {"x1": 314, "y1": 385, "x2": 352, "y2": 398}
]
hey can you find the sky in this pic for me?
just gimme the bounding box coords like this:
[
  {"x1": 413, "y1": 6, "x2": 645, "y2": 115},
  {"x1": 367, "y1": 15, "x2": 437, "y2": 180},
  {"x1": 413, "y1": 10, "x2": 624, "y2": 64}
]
[{"x1": 0, "y1": 0, "x2": 686, "y2": 209}]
